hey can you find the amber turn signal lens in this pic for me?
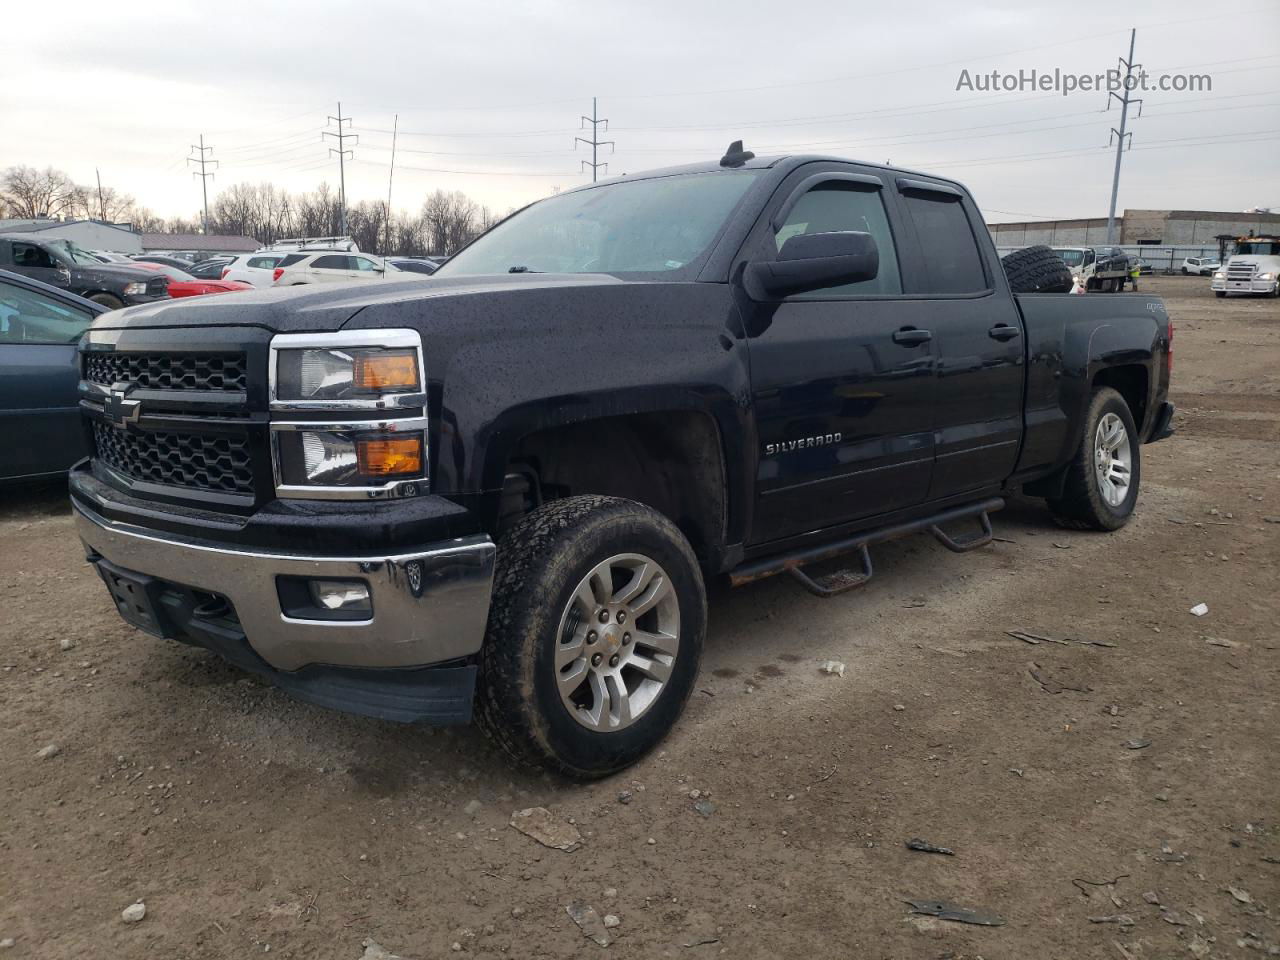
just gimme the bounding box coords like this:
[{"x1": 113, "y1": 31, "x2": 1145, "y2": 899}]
[
  {"x1": 356, "y1": 436, "x2": 423, "y2": 477},
  {"x1": 353, "y1": 351, "x2": 419, "y2": 391}
]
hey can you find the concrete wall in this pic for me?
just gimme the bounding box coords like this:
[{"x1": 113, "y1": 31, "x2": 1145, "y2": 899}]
[
  {"x1": 0, "y1": 220, "x2": 141, "y2": 253},
  {"x1": 988, "y1": 218, "x2": 1112, "y2": 246},
  {"x1": 989, "y1": 209, "x2": 1280, "y2": 247},
  {"x1": 1129, "y1": 210, "x2": 1280, "y2": 245}
]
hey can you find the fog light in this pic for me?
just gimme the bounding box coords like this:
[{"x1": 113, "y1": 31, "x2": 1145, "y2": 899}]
[{"x1": 311, "y1": 580, "x2": 371, "y2": 612}]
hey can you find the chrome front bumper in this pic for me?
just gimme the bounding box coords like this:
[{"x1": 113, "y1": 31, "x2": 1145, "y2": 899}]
[
  {"x1": 1211, "y1": 278, "x2": 1278, "y2": 294},
  {"x1": 74, "y1": 503, "x2": 496, "y2": 672}
]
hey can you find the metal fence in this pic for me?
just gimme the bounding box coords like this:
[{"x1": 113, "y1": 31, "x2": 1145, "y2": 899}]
[{"x1": 995, "y1": 244, "x2": 1222, "y2": 273}]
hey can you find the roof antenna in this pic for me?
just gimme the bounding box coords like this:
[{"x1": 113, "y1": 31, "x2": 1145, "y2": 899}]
[{"x1": 720, "y1": 140, "x2": 755, "y2": 168}]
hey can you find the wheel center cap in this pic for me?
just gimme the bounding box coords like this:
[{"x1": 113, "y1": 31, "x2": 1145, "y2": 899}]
[{"x1": 600, "y1": 624, "x2": 623, "y2": 655}]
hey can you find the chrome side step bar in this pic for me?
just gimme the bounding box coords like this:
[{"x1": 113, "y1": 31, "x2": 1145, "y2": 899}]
[{"x1": 728, "y1": 497, "x2": 1004, "y2": 598}]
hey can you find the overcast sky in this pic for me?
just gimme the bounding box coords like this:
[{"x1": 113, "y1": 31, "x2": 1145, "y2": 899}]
[{"x1": 4, "y1": 0, "x2": 1278, "y2": 224}]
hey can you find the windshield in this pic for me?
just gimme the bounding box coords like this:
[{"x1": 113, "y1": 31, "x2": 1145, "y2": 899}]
[
  {"x1": 49, "y1": 239, "x2": 103, "y2": 266},
  {"x1": 437, "y1": 171, "x2": 760, "y2": 278},
  {"x1": 1235, "y1": 240, "x2": 1280, "y2": 256},
  {"x1": 1054, "y1": 249, "x2": 1085, "y2": 267}
]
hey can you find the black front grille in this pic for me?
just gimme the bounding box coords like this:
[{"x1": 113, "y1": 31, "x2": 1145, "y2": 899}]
[
  {"x1": 84, "y1": 352, "x2": 247, "y2": 392},
  {"x1": 92, "y1": 422, "x2": 254, "y2": 495}
]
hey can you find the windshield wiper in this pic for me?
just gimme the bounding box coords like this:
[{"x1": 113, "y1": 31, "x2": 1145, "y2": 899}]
[{"x1": 508, "y1": 265, "x2": 542, "y2": 273}]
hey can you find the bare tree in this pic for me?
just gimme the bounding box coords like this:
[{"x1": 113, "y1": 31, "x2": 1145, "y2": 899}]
[
  {"x1": 69, "y1": 184, "x2": 138, "y2": 223},
  {"x1": 0, "y1": 165, "x2": 85, "y2": 219}
]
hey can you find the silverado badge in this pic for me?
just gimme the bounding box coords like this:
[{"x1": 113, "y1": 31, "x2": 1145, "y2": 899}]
[{"x1": 765, "y1": 433, "x2": 842, "y2": 456}]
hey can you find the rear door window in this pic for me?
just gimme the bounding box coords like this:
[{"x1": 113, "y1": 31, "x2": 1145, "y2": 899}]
[
  {"x1": 311, "y1": 255, "x2": 348, "y2": 270},
  {"x1": 900, "y1": 190, "x2": 988, "y2": 294}
]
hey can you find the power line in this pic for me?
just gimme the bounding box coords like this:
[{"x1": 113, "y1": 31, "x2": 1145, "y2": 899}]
[
  {"x1": 323, "y1": 102, "x2": 357, "y2": 234},
  {"x1": 575, "y1": 97, "x2": 613, "y2": 182},
  {"x1": 187, "y1": 135, "x2": 218, "y2": 234}
]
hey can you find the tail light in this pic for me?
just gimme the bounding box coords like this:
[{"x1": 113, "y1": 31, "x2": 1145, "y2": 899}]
[
  {"x1": 221, "y1": 267, "x2": 231, "y2": 279},
  {"x1": 273, "y1": 267, "x2": 285, "y2": 282}
]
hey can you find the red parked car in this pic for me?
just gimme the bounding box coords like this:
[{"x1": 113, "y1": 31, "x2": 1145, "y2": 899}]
[{"x1": 131, "y1": 262, "x2": 252, "y2": 299}]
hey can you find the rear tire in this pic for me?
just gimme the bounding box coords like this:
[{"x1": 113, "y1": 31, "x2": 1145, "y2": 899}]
[
  {"x1": 476, "y1": 495, "x2": 706, "y2": 779},
  {"x1": 87, "y1": 293, "x2": 124, "y2": 310},
  {"x1": 1047, "y1": 386, "x2": 1140, "y2": 531},
  {"x1": 1000, "y1": 245, "x2": 1073, "y2": 294}
]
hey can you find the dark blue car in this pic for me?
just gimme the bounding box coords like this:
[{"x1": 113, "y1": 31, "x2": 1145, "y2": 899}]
[{"x1": 0, "y1": 269, "x2": 106, "y2": 482}]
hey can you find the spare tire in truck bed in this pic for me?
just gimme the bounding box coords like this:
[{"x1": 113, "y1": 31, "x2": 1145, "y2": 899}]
[{"x1": 1001, "y1": 245, "x2": 1074, "y2": 294}]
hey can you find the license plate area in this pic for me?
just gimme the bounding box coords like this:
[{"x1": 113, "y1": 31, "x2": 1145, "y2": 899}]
[{"x1": 93, "y1": 558, "x2": 169, "y2": 637}]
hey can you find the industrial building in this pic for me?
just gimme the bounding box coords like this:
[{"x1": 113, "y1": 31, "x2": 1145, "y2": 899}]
[
  {"x1": 0, "y1": 218, "x2": 142, "y2": 253},
  {"x1": 987, "y1": 208, "x2": 1280, "y2": 250}
]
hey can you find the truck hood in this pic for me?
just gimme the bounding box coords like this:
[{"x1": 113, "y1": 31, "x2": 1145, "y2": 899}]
[
  {"x1": 87, "y1": 273, "x2": 628, "y2": 333},
  {"x1": 76, "y1": 262, "x2": 161, "y2": 283}
]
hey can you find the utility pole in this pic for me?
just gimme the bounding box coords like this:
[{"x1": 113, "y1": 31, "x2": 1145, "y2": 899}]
[
  {"x1": 575, "y1": 97, "x2": 614, "y2": 182},
  {"x1": 95, "y1": 168, "x2": 105, "y2": 221},
  {"x1": 384, "y1": 113, "x2": 398, "y2": 255},
  {"x1": 323, "y1": 102, "x2": 357, "y2": 235},
  {"x1": 187, "y1": 135, "x2": 218, "y2": 235},
  {"x1": 1105, "y1": 29, "x2": 1143, "y2": 245}
]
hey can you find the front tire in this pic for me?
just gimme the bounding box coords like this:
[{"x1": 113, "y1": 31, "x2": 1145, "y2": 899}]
[
  {"x1": 1215, "y1": 291, "x2": 1227, "y2": 298},
  {"x1": 1048, "y1": 386, "x2": 1140, "y2": 531},
  {"x1": 476, "y1": 496, "x2": 706, "y2": 778},
  {"x1": 87, "y1": 293, "x2": 124, "y2": 310}
]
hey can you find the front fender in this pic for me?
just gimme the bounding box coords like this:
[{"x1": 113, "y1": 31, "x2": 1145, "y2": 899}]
[{"x1": 343, "y1": 280, "x2": 753, "y2": 546}]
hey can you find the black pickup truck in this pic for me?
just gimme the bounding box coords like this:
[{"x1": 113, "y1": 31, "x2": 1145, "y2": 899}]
[
  {"x1": 69, "y1": 145, "x2": 1174, "y2": 777},
  {"x1": 0, "y1": 234, "x2": 169, "y2": 309}
]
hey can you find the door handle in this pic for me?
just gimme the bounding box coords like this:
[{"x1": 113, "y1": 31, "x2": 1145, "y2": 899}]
[
  {"x1": 892, "y1": 327, "x2": 932, "y2": 346},
  {"x1": 988, "y1": 324, "x2": 1021, "y2": 341}
]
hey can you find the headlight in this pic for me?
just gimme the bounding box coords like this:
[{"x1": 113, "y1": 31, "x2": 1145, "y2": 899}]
[
  {"x1": 124, "y1": 282, "x2": 148, "y2": 296},
  {"x1": 275, "y1": 346, "x2": 420, "y2": 401},
  {"x1": 1259, "y1": 272, "x2": 1275, "y2": 281},
  {"x1": 1213, "y1": 271, "x2": 1225, "y2": 280},
  {"x1": 274, "y1": 425, "x2": 425, "y2": 488},
  {"x1": 269, "y1": 330, "x2": 426, "y2": 498},
  {"x1": 1072, "y1": 274, "x2": 1081, "y2": 284}
]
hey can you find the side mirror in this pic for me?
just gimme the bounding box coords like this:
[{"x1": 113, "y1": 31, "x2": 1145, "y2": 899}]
[{"x1": 746, "y1": 231, "x2": 879, "y2": 299}]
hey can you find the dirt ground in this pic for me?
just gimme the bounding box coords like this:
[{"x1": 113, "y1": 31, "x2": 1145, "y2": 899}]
[{"x1": 1, "y1": 274, "x2": 1277, "y2": 959}]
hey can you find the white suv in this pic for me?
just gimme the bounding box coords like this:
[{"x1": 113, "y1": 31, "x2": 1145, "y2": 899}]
[
  {"x1": 1180, "y1": 256, "x2": 1219, "y2": 276},
  {"x1": 272, "y1": 252, "x2": 403, "y2": 286},
  {"x1": 221, "y1": 253, "x2": 287, "y2": 289}
]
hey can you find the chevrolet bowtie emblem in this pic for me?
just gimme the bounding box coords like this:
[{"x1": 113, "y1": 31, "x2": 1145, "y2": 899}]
[{"x1": 104, "y1": 383, "x2": 142, "y2": 430}]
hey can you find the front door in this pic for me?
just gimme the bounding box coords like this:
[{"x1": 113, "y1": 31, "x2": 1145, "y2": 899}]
[
  {"x1": 741, "y1": 166, "x2": 936, "y2": 545},
  {"x1": 5, "y1": 240, "x2": 70, "y2": 289},
  {"x1": 0, "y1": 279, "x2": 96, "y2": 479}
]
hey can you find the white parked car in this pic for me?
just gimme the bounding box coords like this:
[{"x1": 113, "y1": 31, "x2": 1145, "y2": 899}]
[
  {"x1": 1180, "y1": 256, "x2": 1219, "y2": 276},
  {"x1": 220, "y1": 252, "x2": 288, "y2": 289},
  {"x1": 272, "y1": 252, "x2": 403, "y2": 286}
]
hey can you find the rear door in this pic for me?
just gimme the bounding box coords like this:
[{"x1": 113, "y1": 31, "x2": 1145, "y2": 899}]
[
  {"x1": 308, "y1": 254, "x2": 353, "y2": 283},
  {"x1": 0, "y1": 278, "x2": 98, "y2": 479},
  {"x1": 741, "y1": 163, "x2": 937, "y2": 544},
  {"x1": 893, "y1": 178, "x2": 1024, "y2": 500}
]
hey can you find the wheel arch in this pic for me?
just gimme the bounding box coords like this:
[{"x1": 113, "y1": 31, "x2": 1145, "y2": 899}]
[{"x1": 485, "y1": 403, "x2": 737, "y2": 573}]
